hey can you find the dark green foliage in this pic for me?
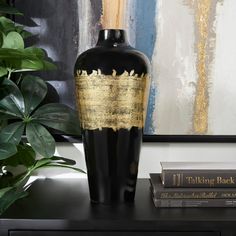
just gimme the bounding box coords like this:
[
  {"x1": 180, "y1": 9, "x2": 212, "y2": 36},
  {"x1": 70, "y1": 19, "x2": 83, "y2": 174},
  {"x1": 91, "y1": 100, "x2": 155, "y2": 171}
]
[{"x1": 0, "y1": 2, "x2": 83, "y2": 215}]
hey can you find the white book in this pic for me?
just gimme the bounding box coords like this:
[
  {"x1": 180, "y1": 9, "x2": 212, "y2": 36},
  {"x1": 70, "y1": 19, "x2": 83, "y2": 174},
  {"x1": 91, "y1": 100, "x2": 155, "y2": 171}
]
[{"x1": 161, "y1": 162, "x2": 236, "y2": 170}]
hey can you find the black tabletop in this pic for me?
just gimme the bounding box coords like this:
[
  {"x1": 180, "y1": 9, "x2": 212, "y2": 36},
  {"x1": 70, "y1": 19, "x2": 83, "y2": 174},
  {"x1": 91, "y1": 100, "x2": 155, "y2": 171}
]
[{"x1": 2, "y1": 178, "x2": 236, "y2": 232}]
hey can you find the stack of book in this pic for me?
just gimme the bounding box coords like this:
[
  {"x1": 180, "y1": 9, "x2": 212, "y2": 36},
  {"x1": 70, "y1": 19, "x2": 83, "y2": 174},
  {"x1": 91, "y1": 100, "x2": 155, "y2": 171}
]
[{"x1": 150, "y1": 162, "x2": 236, "y2": 208}]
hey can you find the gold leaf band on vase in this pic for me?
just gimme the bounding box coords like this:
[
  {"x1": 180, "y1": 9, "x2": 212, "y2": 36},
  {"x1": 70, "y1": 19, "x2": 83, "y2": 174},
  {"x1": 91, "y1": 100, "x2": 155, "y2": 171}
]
[{"x1": 75, "y1": 70, "x2": 150, "y2": 131}]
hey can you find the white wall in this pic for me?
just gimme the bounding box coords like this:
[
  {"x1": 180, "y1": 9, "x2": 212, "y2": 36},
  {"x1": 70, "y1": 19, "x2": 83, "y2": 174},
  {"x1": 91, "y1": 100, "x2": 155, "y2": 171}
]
[{"x1": 37, "y1": 143, "x2": 236, "y2": 179}]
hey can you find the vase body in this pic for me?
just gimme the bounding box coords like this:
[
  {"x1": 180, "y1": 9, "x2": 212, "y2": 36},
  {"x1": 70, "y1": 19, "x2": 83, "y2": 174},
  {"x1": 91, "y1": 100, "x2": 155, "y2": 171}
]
[{"x1": 74, "y1": 29, "x2": 150, "y2": 204}]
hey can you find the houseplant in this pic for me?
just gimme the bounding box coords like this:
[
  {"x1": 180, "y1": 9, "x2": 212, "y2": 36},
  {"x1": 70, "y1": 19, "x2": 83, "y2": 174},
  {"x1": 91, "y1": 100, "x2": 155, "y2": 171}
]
[{"x1": 0, "y1": 1, "x2": 83, "y2": 214}]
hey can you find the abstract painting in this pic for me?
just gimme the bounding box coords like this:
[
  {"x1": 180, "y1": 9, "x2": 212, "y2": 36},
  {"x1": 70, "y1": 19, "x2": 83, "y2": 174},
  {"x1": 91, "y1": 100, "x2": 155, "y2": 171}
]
[
  {"x1": 76, "y1": 0, "x2": 236, "y2": 137},
  {"x1": 15, "y1": 0, "x2": 236, "y2": 139}
]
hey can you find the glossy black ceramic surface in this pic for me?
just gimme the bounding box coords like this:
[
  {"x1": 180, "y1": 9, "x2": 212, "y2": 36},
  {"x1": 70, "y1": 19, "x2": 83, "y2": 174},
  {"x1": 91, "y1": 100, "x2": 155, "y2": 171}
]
[
  {"x1": 75, "y1": 30, "x2": 149, "y2": 76},
  {"x1": 74, "y1": 29, "x2": 150, "y2": 204}
]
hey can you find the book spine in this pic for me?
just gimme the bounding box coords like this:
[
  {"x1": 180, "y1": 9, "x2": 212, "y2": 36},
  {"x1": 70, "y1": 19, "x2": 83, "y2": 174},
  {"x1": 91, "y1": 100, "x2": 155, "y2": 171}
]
[
  {"x1": 163, "y1": 171, "x2": 236, "y2": 188},
  {"x1": 151, "y1": 187, "x2": 236, "y2": 199},
  {"x1": 153, "y1": 198, "x2": 236, "y2": 208}
]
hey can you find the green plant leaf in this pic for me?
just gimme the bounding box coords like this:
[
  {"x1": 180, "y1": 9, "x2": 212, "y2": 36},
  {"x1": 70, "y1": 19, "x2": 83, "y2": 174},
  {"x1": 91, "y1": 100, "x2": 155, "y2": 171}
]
[
  {"x1": 0, "y1": 167, "x2": 30, "y2": 215},
  {"x1": 0, "y1": 16, "x2": 15, "y2": 34},
  {"x1": 21, "y1": 75, "x2": 47, "y2": 115},
  {"x1": 0, "y1": 79, "x2": 24, "y2": 117},
  {"x1": 15, "y1": 144, "x2": 36, "y2": 167},
  {"x1": 13, "y1": 58, "x2": 56, "y2": 72},
  {"x1": 0, "y1": 107, "x2": 21, "y2": 120},
  {"x1": 12, "y1": 59, "x2": 44, "y2": 72},
  {"x1": 20, "y1": 30, "x2": 32, "y2": 39},
  {"x1": 33, "y1": 156, "x2": 75, "y2": 170},
  {"x1": 0, "y1": 92, "x2": 25, "y2": 117},
  {"x1": 0, "y1": 47, "x2": 55, "y2": 69},
  {"x1": 0, "y1": 143, "x2": 17, "y2": 160},
  {"x1": 0, "y1": 122, "x2": 24, "y2": 145},
  {"x1": 33, "y1": 156, "x2": 85, "y2": 174},
  {"x1": 0, "y1": 119, "x2": 7, "y2": 129},
  {"x1": 0, "y1": 187, "x2": 28, "y2": 216},
  {"x1": 0, "y1": 167, "x2": 31, "y2": 190},
  {"x1": 0, "y1": 48, "x2": 38, "y2": 60},
  {"x1": 0, "y1": 187, "x2": 12, "y2": 198},
  {"x1": 0, "y1": 67, "x2": 7, "y2": 77},
  {"x1": 24, "y1": 47, "x2": 46, "y2": 58},
  {"x1": 15, "y1": 26, "x2": 32, "y2": 39},
  {"x1": 43, "y1": 164, "x2": 86, "y2": 173},
  {"x1": 33, "y1": 158, "x2": 51, "y2": 169},
  {"x1": 0, "y1": 78, "x2": 16, "y2": 100},
  {"x1": 1, "y1": 144, "x2": 36, "y2": 167},
  {"x1": 0, "y1": 47, "x2": 56, "y2": 72},
  {"x1": 0, "y1": 3, "x2": 23, "y2": 15},
  {"x1": 33, "y1": 103, "x2": 81, "y2": 135},
  {"x1": 26, "y1": 122, "x2": 55, "y2": 158},
  {"x1": 2, "y1": 32, "x2": 24, "y2": 49},
  {"x1": 0, "y1": 32, "x2": 3, "y2": 47},
  {"x1": 50, "y1": 156, "x2": 76, "y2": 165},
  {"x1": 41, "y1": 60, "x2": 57, "y2": 70},
  {"x1": 0, "y1": 171, "x2": 14, "y2": 189},
  {"x1": 0, "y1": 87, "x2": 12, "y2": 100}
]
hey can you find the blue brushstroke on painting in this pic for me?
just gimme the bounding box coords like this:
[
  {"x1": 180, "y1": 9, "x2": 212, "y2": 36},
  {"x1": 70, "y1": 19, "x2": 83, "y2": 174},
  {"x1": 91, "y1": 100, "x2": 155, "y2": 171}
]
[
  {"x1": 135, "y1": 0, "x2": 157, "y2": 59},
  {"x1": 134, "y1": 0, "x2": 157, "y2": 134},
  {"x1": 145, "y1": 83, "x2": 157, "y2": 134}
]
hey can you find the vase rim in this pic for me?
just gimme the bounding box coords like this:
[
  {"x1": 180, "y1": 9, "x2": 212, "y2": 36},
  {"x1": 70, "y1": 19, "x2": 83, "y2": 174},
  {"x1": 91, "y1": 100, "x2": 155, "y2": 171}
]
[
  {"x1": 96, "y1": 29, "x2": 129, "y2": 47},
  {"x1": 99, "y1": 29, "x2": 126, "y2": 32}
]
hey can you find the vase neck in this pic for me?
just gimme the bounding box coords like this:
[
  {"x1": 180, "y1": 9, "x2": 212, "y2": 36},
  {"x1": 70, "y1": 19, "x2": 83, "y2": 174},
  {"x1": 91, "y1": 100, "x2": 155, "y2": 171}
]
[{"x1": 96, "y1": 29, "x2": 129, "y2": 47}]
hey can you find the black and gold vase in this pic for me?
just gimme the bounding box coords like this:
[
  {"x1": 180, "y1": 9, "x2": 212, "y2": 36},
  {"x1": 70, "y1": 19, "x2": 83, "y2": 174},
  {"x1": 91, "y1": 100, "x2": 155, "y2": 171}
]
[{"x1": 74, "y1": 29, "x2": 150, "y2": 204}]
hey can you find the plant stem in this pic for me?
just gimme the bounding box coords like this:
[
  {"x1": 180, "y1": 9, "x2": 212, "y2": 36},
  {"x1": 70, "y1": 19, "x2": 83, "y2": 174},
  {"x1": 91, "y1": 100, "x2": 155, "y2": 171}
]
[{"x1": 7, "y1": 69, "x2": 12, "y2": 80}]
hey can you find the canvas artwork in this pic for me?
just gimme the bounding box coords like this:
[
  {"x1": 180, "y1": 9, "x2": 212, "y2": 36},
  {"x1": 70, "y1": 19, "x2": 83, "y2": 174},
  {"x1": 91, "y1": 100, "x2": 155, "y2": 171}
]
[
  {"x1": 15, "y1": 0, "x2": 236, "y2": 138},
  {"x1": 76, "y1": 0, "x2": 236, "y2": 137}
]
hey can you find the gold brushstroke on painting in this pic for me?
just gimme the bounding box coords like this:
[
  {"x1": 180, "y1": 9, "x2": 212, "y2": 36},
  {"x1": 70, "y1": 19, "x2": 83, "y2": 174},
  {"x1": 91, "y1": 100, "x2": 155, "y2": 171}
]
[
  {"x1": 184, "y1": 0, "x2": 220, "y2": 134},
  {"x1": 75, "y1": 70, "x2": 150, "y2": 131},
  {"x1": 193, "y1": 0, "x2": 212, "y2": 134}
]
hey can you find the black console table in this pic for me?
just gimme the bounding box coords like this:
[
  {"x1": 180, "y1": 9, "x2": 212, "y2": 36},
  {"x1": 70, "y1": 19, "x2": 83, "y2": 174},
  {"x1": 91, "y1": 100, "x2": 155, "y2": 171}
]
[{"x1": 1, "y1": 178, "x2": 236, "y2": 236}]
